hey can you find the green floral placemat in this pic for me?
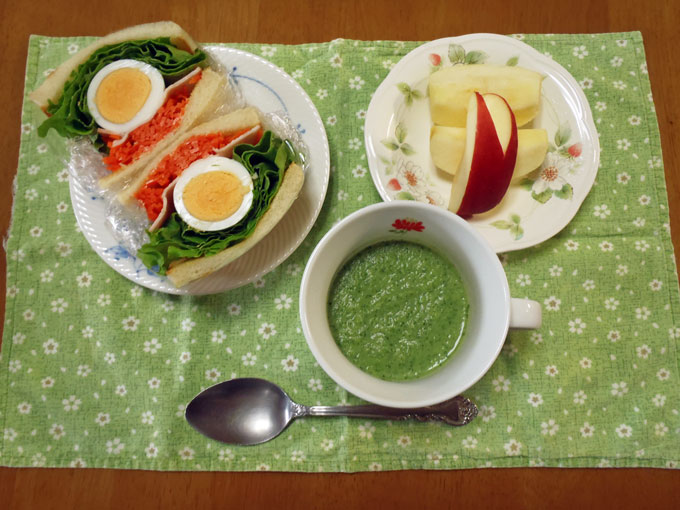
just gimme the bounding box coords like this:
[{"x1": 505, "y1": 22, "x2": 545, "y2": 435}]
[{"x1": 1, "y1": 32, "x2": 678, "y2": 471}]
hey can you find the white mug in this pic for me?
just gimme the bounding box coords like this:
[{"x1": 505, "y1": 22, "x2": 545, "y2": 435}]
[{"x1": 300, "y1": 201, "x2": 541, "y2": 408}]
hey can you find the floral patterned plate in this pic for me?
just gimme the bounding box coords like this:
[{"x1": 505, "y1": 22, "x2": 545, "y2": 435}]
[
  {"x1": 70, "y1": 46, "x2": 330, "y2": 295},
  {"x1": 364, "y1": 34, "x2": 600, "y2": 253}
]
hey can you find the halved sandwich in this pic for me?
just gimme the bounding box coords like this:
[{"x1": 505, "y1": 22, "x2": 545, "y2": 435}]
[
  {"x1": 128, "y1": 108, "x2": 304, "y2": 287},
  {"x1": 29, "y1": 21, "x2": 227, "y2": 189}
]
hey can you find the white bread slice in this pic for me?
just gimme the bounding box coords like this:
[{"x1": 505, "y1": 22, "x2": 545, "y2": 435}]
[
  {"x1": 29, "y1": 21, "x2": 199, "y2": 111},
  {"x1": 166, "y1": 163, "x2": 305, "y2": 288},
  {"x1": 118, "y1": 107, "x2": 261, "y2": 205},
  {"x1": 148, "y1": 125, "x2": 262, "y2": 232},
  {"x1": 98, "y1": 67, "x2": 227, "y2": 189}
]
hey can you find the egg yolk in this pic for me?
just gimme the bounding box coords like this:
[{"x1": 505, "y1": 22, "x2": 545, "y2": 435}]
[
  {"x1": 183, "y1": 171, "x2": 249, "y2": 222},
  {"x1": 95, "y1": 68, "x2": 152, "y2": 124}
]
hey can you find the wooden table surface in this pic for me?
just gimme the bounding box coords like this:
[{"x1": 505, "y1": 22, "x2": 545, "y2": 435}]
[{"x1": 1, "y1": 1, "x2": 679, "y2": 508}]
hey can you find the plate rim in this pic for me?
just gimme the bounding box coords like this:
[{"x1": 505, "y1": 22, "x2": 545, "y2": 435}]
[{"x1": 364, "y1": 33, "x2": 601, "y2": 253}]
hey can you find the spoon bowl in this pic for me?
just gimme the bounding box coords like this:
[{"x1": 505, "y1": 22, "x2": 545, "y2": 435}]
[
  {"x1": 186, "y1": 378, "x2": 297, "y2": 445},
  {"x1": 186, "y1": 378, "x2": 478, "y2": 445}
]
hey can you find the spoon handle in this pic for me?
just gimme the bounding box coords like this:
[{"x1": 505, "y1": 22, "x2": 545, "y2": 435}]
[{"x1": 305, "y1": 395, "x2": 477, "y2": 426}]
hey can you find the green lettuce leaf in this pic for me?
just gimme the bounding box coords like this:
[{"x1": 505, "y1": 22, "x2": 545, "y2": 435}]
[
  {"x1": 137, "y1": 131, "x2": 296, "y2": 273},
  {"x1": 38, "y1": 38, "x2": 206, "y2": 139}
]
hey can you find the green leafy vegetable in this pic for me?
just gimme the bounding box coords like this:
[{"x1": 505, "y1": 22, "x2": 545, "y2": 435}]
[
  {"x1": 137, "y1": 131, "x2": 295, "y2": 273},
  {"x1": 38, "y1": 38, "x2": 206, "y2": 139}
]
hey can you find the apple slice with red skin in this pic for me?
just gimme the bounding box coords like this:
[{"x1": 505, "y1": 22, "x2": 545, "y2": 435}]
[{"x1": 448, "y1": 92, "x2": 518, "y2": 217}]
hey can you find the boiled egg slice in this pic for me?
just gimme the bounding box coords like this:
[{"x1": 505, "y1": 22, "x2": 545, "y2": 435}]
[
  {"x1": 87, "y1": 59, "x2": 165, "y2": 135},
  {"x1": 173, "y1": 156, "x2": 254, "y2": 232}
]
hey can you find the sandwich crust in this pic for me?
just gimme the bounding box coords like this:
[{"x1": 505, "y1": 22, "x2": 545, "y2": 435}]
[
  {"x1": 29, "y1": 21, "x2": 199, "y2": 111},
  {"x1": 166, "y1": 162, "x2": 305, "y2": 287}
]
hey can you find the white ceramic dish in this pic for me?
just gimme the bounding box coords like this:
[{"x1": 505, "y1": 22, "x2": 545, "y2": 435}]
[
  {"x1": 70, "y1": 46, "x2": 330, "y2": 295},
  {"x1": 299, "y1": 201, "x2": 541, "y2": 408},
  {"x1": 365, "y1": 34, "x2": 600, "y2": 253}
]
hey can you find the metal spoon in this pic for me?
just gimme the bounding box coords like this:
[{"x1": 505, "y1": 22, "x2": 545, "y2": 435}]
[{"x1": 185, "y1": 378, "x2": 478, "y2": 445}]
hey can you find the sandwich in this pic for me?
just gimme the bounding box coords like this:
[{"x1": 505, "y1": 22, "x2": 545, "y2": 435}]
[
  {"x1": 128, "y1": 107, "x2": 305, "y2": 287},
  {"x1": 29, "y1": 21, "x2": 227, "y2": 189}
]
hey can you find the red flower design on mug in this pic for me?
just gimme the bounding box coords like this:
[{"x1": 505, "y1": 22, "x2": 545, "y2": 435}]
[{"x1": 391, "y1": 218, "x2": 425, "y2": 233}]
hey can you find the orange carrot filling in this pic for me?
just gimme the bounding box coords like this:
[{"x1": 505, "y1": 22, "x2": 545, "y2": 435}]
[
  {"x1": 102, "y1": 71, "x2": 203, "y2": 172},
  {"x1": 134, "y1": 128, "x2": 258, "y2": 221}
]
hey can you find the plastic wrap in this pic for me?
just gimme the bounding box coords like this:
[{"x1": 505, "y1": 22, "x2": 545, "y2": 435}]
[{"x1": 67, "y1": 138, "x2": 150, "y2": 254}]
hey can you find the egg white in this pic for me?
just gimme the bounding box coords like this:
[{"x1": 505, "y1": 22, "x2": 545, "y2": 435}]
[
  {"x1": 173, "y1": 156, "x2": 254, "y2": 232},
  {"x1": 87, "y1": 59, "x2": 166, "y2": 135}
]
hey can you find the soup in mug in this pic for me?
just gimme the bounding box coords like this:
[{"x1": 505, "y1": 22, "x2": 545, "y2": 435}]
[{"x1": 327, "y1": 240, "x2": 469, "y2": 381}]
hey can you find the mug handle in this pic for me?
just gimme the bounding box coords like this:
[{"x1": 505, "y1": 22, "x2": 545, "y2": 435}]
[{"x1": 510, "y1": 298, "x2": 542, "y2": 329}]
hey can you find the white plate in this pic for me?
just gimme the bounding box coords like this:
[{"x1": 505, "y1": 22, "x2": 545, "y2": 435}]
[
  {"x1": 365, "y1": 34, "x2": 600, "y2": 253},
  {"x1": 70, "y1": 46, "x2": 330, "y2": 295}
]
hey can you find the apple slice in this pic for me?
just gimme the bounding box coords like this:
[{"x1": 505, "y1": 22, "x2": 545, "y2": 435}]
[
  {"x1": 430, "y1": 126, "x2": 466, "y2": 174},
  {"x1": 429, "y1": 64, "x2": 543, "y2": 127},
  {"x1": 511, "y1": 128, "x2": 549, "y2": 181},
  {"x1": 448, "y1": 92, "x2": 518, "y2": 217},
  {"x1": 431, "y1": 126, "x2": 547, "y2": 178}
]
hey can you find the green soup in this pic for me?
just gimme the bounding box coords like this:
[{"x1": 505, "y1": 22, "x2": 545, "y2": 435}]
[{"x1": 327, "y1": 240, "x2": 469, "y2": 381}]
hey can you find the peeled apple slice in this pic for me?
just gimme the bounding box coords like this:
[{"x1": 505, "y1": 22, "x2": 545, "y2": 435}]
[
  {"x1": 448, "y1": 92, "x2": 518, "y2": 217},
  {"x1": 430, "y1": 125, "x2": 548, "y2": 179},
  {"x1": 430, "y1": 126, "x2": 466, "y2": 175},
  {"x1": 511, "y1": 129, "x2": 549, "y2": 181},
  {"x1": 429, "y1": 64, "x2": 543, "y2": 127}
]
